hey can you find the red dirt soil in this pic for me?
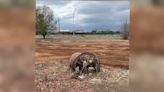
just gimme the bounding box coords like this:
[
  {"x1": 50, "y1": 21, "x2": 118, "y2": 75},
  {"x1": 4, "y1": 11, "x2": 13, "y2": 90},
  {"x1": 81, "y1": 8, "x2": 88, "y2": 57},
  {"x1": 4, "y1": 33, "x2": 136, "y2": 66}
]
[{"x1": 36, "y1": 40, "x2": 129, "y2": 67}]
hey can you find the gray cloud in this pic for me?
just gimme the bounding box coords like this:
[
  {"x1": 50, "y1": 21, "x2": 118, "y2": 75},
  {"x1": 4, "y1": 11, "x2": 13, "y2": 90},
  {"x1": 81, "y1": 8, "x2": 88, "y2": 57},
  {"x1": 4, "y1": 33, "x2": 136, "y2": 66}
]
[{"x1": 36, "y1": 0, "x2": 130, "y2": 31}]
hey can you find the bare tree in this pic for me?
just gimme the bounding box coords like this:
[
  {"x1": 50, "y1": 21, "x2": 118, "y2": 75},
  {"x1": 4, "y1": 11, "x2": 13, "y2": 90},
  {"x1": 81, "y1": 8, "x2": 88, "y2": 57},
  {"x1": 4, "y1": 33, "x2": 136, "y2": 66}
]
[{"x1": 121, "y1": 22, "x2": 129, "y2": 40}]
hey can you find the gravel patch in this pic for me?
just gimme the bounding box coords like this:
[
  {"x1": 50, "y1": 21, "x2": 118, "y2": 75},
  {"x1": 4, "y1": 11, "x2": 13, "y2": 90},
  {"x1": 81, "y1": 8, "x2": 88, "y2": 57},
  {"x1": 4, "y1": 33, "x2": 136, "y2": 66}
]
[{"x1": 35, "y1": 61, "x2": 129, "y2": 92}]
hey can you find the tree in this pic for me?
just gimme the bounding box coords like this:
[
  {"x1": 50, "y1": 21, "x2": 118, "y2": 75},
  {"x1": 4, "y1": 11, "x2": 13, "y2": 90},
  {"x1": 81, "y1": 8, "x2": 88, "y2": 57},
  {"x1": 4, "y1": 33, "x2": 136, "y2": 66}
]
[
  {"x1": 36, "y1": 12, "x2": 47, "y2": 39},
  {"x1": 36, "y1": 6, "x2": 56, "y2": 39}
]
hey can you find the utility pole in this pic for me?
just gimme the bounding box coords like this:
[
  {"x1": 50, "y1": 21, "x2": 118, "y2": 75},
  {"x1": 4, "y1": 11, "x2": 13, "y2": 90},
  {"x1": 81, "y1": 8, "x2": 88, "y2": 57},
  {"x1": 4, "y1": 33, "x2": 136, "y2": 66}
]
[
  {"x1": 73, "y1": 8, "x2": 76, "y2": 35},
  {"x1": 58, "y1": 18, "x2": 60, "y2": 32}
]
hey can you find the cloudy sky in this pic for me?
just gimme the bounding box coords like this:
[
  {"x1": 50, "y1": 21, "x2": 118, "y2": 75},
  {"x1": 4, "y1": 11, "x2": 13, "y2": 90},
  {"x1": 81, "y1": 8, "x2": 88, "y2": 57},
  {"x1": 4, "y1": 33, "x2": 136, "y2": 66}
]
[{"x1": 36, "y1": 0, "x2": 130, "y2": 32}]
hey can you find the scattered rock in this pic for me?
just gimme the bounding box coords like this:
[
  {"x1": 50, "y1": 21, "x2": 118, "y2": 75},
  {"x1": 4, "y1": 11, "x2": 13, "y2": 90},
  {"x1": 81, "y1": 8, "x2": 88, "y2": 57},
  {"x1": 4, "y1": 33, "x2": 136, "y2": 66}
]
[{"x1": 35, "y1": 61, "x2": 129, "y2": 92}]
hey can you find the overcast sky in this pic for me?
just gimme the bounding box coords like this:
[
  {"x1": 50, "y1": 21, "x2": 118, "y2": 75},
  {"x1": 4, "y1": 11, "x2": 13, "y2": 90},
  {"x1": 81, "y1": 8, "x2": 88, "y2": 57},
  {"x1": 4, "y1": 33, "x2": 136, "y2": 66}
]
[{"x1": 36, "y1": 0, "x2": 130, "y2": 32}]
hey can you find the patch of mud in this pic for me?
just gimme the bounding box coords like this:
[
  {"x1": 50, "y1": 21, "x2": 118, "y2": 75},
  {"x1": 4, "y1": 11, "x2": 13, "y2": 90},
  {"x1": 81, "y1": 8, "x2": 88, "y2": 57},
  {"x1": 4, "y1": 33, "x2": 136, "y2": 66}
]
[{"x1": 35, "y1": 61, "x2": 129, "y2": 92}]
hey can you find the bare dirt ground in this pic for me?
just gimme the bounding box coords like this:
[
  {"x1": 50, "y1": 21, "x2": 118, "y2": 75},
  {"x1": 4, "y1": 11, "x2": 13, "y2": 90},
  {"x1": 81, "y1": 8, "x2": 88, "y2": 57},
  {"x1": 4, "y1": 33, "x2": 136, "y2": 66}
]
[
  {"x1": 36, "y1": 40, "x2": 129, "y2": 67},
  {"x1": 35, "y1": 39, "x2": 129, "y2": 92}
]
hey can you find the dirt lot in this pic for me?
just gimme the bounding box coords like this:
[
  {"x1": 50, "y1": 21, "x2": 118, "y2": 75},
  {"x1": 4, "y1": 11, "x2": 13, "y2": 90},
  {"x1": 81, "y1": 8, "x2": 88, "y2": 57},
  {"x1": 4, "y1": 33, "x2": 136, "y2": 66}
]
[
  {"x1": 36, "y1": 40, "x2": 129, "y2": 67},
  {"x1": 35, "y1": 39, "x2": 129, "y2": 92}
]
